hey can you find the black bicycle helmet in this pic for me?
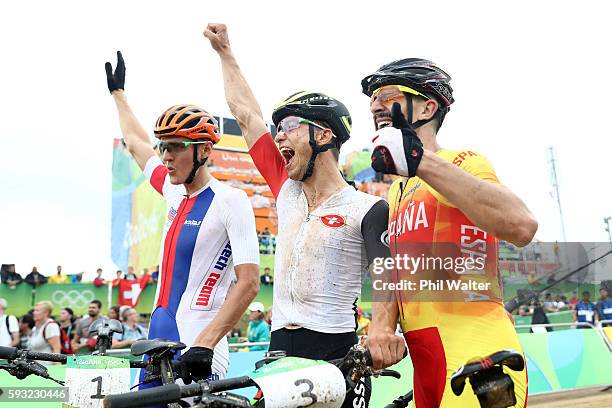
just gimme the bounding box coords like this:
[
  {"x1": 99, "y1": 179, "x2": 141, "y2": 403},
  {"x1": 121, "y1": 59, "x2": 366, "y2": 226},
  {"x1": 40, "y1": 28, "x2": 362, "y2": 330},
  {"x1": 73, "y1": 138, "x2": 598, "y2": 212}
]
[
  {"x1": 272, "y1": 91, "x2": 352, "y2": 182},
  {"x1": 362, "y1": 58, "x2": 454, "y2": 129},
  {"x1": 272, "y1": 91, "x2": 352, "y2": 147}
]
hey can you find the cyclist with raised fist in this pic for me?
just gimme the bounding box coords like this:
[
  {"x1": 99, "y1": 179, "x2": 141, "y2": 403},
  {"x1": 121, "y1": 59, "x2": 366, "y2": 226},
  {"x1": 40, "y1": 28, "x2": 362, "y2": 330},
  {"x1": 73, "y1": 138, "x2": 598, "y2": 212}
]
[
  {"x1": 105, "y1": 52, "x2": 260, "y2": 387},
  {"x1": 361, "y1": 58, "x2": 538, "y2": 407},
  {"x1": 205, "y1": 23, "x2": 405, "y2": 408}
]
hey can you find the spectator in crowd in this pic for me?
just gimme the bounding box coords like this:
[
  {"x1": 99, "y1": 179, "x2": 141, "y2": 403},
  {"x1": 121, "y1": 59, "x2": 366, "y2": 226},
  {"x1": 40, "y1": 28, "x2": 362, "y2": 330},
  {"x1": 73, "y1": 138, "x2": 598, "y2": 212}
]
[
  {"x1": 112, "y1": 270, "x2": 123, "y2": 287},
  {"x1": 108, "y1": 306, "x2": 120, "y2": 321},
  {"x1": 260, "y1": 267, "x2": 273, "y2": 285},
  {"x1": 264, "y1": 309, "x2": 272, "y2": 327},
  {"x1": 246, "y1": 302, "x2": 270, "y2": 351},
  {"x1": 596, "y1": 287, "x2": 612, "y2": 326},
  {"x1": 0, "y1": 298, "x2": 20, "y2": 347},
  {"x1": 0, "y1": 264, "x2": 11, "y2": 283},
  {"x1": 112, "y1": 307, "x2": 147, "y2": 349},
  {"x1": 125, "y1": 266, "x2": 137, "y2": 281},
  {"x1": 568, "y1": 291, "x2": 579, "y2": 309},
  {"x1": 18, "y1": 314, "x2": 34, "y2": 349},
  {"x1": 527, "y1": 272, "x2": 540, "y2": 285},
  {"x1": 553, "y1": 295, "x2": 566, "y2": 311},
  {"x1": 24, "y1": 266, "x2": 48, "y2": 287},
  {"x1": 118, "y1": 305, "x2": 131, "y2": 321},
  {"x1": 5, "y1": 265, "x2": 23, "y2": 290},
  {"x1": 58, "y1": 307, "x2": 77, "y2": 341},
  {"x1": 574, "y1": 291, "x2": 597, "y2": 328},
  {"x1": 542, "y1": 293, "x2": 556, "y2": 312},
  {"x1": 141, "y1": 268, "x2": 152, "y2": 285},
  {"x1": 547, "y1": 273, "x2": 556, "y2": 285},
  {"x1": 530, "y1": 300, "x2": 552, "y2": 332},
  {"x1": 28, "y1": 301, "x2": 61, "y2": 359},
  {"x1": 93, "y1": 268, "x2": 106, "y2": 287},
  {"x1": 48, "y1": 265, "x2": 68, "y2": 284},
  {"x1": 533, "y1": 241, "x2": 542, "y2": 261},
  {"x1": 150, "y1": 266, "x2": 159, "y2": 284},
  {"x1": 73, "y1": 300, "x2": 104, "y2": 351},
  {"x1": 70, "y1": 272, "x2": 84, "y2": 283},
  {"x1": 229, "y1": 327, "x2": 242, "y2": 338},
  {"x1": 356, "y1": 308, "x2": 370, "y2": 336}
]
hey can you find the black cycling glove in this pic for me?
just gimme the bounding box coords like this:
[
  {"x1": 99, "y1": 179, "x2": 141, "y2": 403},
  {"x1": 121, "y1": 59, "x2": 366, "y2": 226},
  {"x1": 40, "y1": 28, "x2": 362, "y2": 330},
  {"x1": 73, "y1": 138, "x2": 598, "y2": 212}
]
[
  {"x1": 178, "y1": 346, "x2": 214, "y2": 384},
  {"x1": 371, "y1": 103, "x2": 424, "y2": 177},
  {"x1": 104, "y1": 51, "x2": 125, "y2": 93}
]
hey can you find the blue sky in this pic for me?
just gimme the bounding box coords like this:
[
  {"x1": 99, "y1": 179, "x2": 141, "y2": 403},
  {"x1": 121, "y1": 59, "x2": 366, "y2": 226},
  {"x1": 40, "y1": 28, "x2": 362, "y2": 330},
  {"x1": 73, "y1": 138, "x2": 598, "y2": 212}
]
[{"x1": 1, "y1": 0, "x2": 611, "y2": 277}]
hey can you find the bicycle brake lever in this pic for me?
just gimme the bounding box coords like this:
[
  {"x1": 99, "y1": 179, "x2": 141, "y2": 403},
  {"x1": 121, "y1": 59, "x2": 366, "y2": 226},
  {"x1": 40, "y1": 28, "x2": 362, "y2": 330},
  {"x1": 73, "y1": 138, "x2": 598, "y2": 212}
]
[{"x1": 376, "y1": 369, "x2": 401, "y2": 379}]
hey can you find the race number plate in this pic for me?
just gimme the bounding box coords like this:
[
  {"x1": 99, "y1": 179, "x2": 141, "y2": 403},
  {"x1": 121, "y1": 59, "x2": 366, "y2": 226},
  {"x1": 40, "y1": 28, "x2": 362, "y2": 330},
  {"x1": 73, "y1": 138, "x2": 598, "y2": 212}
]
[
  {"x1": 249, "y1": 357, "x2": 346, "y2": 408},
  {"x1": 63, "y1": 355, "x2": 130, "y2": 408}
]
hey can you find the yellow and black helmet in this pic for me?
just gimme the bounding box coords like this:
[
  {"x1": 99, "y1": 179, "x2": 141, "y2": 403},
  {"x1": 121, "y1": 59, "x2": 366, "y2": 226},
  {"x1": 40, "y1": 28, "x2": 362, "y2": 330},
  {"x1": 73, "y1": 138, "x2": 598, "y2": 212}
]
[
  {"x1": 272, "y1": 91, "x2": 352, "y2": 148},
  {"x1": 154, "y1": 104, "x2": 220, "y2": 143}
]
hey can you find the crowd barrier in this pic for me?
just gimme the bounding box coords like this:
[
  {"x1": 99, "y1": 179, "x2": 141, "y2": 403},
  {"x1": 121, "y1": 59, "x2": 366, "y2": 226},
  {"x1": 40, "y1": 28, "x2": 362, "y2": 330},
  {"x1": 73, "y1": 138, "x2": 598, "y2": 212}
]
[
  {"x1": 0, "y1": 283, "x2": 275, "y2": 317},
  {"x1": 517, "y1": 323, "x2": 612, "y2": 395}
]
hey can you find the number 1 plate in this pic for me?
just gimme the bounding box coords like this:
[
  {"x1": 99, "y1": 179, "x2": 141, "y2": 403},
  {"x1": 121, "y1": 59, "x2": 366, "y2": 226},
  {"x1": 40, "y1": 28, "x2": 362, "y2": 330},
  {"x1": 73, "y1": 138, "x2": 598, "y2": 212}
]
[{"x1": 63, "y1": 355, "x2": 130, "y2": 408}]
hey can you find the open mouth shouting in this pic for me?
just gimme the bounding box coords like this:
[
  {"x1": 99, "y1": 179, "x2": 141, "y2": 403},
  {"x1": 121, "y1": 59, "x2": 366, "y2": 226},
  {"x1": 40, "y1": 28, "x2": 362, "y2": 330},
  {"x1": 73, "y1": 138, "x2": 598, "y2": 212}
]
[{"x1": 280, "y1": 146, "x2": 295, "y2": 168}]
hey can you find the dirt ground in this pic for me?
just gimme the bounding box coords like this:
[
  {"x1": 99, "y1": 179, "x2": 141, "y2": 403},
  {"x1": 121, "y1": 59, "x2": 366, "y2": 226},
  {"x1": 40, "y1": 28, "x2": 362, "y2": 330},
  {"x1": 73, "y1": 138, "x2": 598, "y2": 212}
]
[{"x1": 528, "y1": 386, "x2": 612, "y2": 407}]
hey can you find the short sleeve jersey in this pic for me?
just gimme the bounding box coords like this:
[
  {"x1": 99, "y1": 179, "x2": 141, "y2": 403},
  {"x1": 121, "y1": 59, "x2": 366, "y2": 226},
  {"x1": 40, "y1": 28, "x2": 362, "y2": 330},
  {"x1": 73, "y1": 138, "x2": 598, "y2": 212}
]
[
  {"x1": 249, "y1": 133, "x2": 390, "y2": 334},
  {"x1": 143, "y1": 156, "x2": 260, "y2": 325}
]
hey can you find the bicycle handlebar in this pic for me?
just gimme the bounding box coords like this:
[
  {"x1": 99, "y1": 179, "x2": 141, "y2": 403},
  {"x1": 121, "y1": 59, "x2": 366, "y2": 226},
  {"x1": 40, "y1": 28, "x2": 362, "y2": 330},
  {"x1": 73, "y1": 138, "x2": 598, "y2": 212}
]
[
  {"x1": 0, "y1": 345, "x2": 154, "y2": 369},
  {"x1": 104, "y1": 345, "x2": 389, "y2": 408},
  {"x1": 0, "y1": 346, "x2": 67, "y2": 363},
  {"x1": 104, "y1": 376, "x2": 255, "y2": 408}
]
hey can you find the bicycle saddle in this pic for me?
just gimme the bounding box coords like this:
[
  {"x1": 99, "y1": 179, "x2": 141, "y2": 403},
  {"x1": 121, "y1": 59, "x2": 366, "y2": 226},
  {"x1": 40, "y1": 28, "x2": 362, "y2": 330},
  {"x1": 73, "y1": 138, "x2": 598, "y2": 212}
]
[
  {"x1": 450, "y1": 349, "x2": 524, "y2": 396},
  {"x1": 89, "y1": 318, "x2": 123, "y2": 336},
  {"x1": 131, "y1": 339, "x2": 187, "y2": 356}
]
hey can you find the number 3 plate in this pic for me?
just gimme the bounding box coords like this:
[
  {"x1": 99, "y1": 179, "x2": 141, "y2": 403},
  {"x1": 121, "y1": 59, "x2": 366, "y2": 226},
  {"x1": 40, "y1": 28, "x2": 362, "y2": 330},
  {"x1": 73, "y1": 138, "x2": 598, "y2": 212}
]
[
  {"x1": 249, "y1": 357, "x2": 346, "y2": 408},
  {"x1": 63, "y1": 355, "x2": 130, "y2": 408}
]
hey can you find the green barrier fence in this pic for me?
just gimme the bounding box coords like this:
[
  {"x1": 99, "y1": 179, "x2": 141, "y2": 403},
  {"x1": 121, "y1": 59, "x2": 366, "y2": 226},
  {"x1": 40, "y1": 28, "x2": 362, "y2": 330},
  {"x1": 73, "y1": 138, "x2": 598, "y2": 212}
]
[
  {"x1": 0, "y1": 281, "x2": 275, "y2": 318},
  {"x1": 514, "y1": 310, "x2": 574, "y2": 333}
]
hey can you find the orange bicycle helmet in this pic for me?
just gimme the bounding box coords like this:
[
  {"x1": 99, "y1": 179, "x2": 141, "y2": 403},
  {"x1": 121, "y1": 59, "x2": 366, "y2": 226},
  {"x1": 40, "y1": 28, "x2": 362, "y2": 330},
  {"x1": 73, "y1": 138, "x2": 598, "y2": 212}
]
[{"x1": 154, "y1": 104, "x2": 220, "y2": 143}]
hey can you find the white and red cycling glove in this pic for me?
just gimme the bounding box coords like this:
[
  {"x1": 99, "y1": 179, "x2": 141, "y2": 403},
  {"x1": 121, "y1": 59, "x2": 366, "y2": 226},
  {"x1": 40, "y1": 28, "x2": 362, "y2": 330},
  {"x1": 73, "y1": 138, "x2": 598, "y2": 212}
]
[{"x1": 371, "y1": 103, "x2": 424, "y2": 178}]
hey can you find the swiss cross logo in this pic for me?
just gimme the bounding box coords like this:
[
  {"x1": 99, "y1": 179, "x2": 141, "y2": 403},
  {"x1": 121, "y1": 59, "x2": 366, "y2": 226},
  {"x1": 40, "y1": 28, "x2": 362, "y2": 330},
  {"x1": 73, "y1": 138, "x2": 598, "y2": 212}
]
[{"x1": 321, "y1": 214, "x2": 345, "y2": 228}]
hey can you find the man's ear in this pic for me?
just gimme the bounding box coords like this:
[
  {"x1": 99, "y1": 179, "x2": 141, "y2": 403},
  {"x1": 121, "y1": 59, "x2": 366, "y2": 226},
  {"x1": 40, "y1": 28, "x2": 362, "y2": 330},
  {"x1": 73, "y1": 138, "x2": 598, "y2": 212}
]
[
  {"x1": 201, "y1": 141, "x2": 213, "y2": 160},
  {"x1": 316, "y1": 128, "x2": 334, "y2": 146},
  {"x1": 417, "y1": 98, "x2": 440, "y2": 121}
]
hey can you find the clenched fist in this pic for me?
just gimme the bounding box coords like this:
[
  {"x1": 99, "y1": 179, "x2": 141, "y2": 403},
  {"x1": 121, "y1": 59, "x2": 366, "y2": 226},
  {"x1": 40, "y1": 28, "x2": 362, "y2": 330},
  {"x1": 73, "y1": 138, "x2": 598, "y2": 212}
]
[
  {"x1": 365, "y1": 327, "x2": 407, "y2": 370},
  {"x1": 204, "y1": 23, "x2": 231, "y2": 55}
]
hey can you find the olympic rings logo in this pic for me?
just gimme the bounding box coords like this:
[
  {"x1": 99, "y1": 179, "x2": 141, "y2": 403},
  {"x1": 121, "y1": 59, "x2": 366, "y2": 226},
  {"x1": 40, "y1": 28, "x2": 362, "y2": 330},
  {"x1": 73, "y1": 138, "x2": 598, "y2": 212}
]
[{"x1": 51, "y1": 290, "x2": 96, "y2": 309}]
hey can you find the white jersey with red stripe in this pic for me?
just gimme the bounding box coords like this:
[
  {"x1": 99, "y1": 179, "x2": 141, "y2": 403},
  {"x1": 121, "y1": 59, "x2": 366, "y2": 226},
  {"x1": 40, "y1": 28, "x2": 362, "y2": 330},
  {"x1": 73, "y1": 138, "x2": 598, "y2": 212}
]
[
  {"x1": 249, "y1": 133, "x2": 389, "y2": 334},
  {"x1": 143, "y1": 156, "x2": 259, "y2": 377}
]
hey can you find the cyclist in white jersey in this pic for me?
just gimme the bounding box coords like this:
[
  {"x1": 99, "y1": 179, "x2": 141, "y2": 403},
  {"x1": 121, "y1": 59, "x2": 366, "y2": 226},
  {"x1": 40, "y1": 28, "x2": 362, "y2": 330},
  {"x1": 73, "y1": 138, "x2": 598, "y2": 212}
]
[
  {"x1": 105, "y1": 52, "x2": 260, "y2": 387},
  {"x1": 205, "y1": 24, "x2": 405, "y2": 408}
]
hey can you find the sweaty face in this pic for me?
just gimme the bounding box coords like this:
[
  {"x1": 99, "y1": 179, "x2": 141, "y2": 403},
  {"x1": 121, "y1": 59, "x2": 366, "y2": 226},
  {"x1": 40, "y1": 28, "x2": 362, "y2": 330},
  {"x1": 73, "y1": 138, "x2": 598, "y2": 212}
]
[{"x1": 274, "y1": 124, "x2": 313, "y2": 180}]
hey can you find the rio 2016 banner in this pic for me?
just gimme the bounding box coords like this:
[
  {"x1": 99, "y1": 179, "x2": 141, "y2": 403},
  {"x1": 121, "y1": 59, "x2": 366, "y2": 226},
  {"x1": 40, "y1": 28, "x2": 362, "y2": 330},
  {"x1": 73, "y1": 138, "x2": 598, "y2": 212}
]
[{"x1": 111, "y1": 139, "x2": 166, "y2": 273}]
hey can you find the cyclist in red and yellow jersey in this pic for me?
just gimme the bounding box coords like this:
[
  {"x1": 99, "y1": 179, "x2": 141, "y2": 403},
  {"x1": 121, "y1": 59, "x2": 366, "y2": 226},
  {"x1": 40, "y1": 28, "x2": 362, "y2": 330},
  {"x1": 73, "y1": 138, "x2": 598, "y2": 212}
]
[{"x1": 362, "y1": 59, "x2": 538, "y2": 407}]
